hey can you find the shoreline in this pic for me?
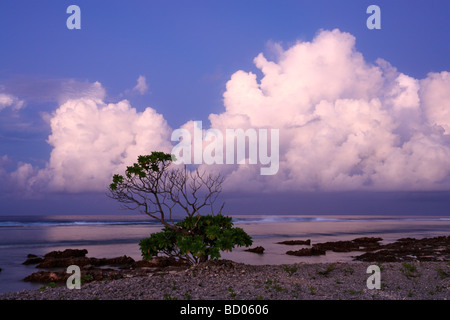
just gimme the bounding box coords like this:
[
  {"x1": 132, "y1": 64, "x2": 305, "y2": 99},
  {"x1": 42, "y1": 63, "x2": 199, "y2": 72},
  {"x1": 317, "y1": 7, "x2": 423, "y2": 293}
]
[
  {"x1": 0, "y1": 259, "x2": 448, "y2": 300},
  {"x1": 1, "y1": 234, "x2": 448, "y2": 300}
]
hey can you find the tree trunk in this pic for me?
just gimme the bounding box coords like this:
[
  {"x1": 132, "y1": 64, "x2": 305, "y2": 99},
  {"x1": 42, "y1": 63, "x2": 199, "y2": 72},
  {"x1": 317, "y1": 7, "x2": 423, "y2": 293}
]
[{"x1": 199, "y1": 254, "x2": 208, "y2": 263}]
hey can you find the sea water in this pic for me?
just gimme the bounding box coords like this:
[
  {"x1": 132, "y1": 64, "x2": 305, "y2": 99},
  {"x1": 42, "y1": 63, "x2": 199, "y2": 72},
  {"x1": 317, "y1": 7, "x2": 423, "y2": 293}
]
[{"x1": 0, "y1": 214, "x2": 449, "y2": 294}]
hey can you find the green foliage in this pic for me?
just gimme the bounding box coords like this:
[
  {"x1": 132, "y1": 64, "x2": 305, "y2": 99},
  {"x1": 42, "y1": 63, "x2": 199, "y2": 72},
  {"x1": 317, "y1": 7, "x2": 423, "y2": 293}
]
[
  {"x1": 110, "y1": 151, "x2": 251, "y2": 265},
  {"x1": 81, "y1": 273, "x2": 94, "y2": 284},
  {"x1": 344, "y1": 267, "x2": 354, "y2": 275},
  {"x1": 317, "y1": 264, "x2": 335, "y2": 276},
  {"x1": 282, "y1": 265, "x2": 298, "y2": 275},
  {"x1": 227, "y1": 287, "x2": 237, "y2": 298},
  {"x1": 436, "y1": 268, "x2": 448, "y2": 279},
  {"x1": 109, "y1": 151, "x2": 173, "y2": 190},
  {"x1": 400, "y1": 262, "x2": 420, "y2": 278},
  {"x1": 139, "y1": 214, "x2": 252, "y2": 264},
  {"x1": 164, "y1": 293, "x2": 178, "y2": 300}
]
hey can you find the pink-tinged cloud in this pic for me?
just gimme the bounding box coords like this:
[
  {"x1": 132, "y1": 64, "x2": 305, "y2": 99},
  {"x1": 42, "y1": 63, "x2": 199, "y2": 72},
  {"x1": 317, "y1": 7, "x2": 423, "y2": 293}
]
[
  {"x1": 2, "y1": 94, "x2": 172, "y2": 194},
  {"x1": 132, "y1": 75, "x2": 149, "y2": 95},
  {"x1": 207, "y1": 29, "x2": 450, "y2": 191},
  {"x1": 0, "y1": 93, "x2": 24, "y2": 111},
  {"x1": 3, "y1": 29, "x2": 450, "y2": 195},
  {"x1": 43, "y1": 98, "x2": 172, "y2": 192}
]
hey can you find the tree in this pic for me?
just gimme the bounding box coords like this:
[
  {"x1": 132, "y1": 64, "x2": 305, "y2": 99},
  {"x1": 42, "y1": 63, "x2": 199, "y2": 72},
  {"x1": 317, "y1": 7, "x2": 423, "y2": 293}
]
[{"x1": 108, "y1": 151, "x2": 252, "y2": 264}]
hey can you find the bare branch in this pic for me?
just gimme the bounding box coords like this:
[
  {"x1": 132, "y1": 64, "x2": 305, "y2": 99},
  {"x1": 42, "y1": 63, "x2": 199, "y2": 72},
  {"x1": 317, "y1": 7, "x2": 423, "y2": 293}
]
[{"x1": 108, "y1": 156, "x2": 225, "y2": 233}]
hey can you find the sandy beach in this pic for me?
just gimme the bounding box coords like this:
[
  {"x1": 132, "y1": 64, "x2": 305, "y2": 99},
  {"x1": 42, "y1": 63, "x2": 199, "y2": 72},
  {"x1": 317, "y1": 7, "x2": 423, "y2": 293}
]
[{"x1": 0, "y1": 259, "x2": 448, "y2": 300}]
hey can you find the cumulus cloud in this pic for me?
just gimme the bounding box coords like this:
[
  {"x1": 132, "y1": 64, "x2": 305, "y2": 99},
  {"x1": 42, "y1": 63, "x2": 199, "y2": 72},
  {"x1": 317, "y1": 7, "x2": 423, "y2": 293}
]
[
  {"x1": 420, "y1": 71, "x2": 450, "y2": 134},
  {"x1": 132, "y1": 75, "x2": 149, "y2": 95},
  {"x1": 0, "y1": 93, "x2": 24, "y2": 111},
  {"x1": 5, "y1": 82, "x2": 172, "y2": 193},
  {"x1": 206, "y1": 29, "x2": 450, "y2": 191},
  {"x1": 1, "y1": 76, "x2": 106, "y2": 105},
  {"x1": 4, "y1": 29, "x2": 450, "y2": 195},
  {"x1": 58, "y1": 79, "x2": 106, "y2": 103},
  {"x1": 40, "y1": 98, "x2": 172, "y2": 192}
]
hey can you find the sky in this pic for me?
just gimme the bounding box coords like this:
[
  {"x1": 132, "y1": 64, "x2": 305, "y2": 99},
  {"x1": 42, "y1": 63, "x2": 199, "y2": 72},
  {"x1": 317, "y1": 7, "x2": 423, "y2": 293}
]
[{"x1": 0, "y1": 0, "x2": 450, "y2": 216}]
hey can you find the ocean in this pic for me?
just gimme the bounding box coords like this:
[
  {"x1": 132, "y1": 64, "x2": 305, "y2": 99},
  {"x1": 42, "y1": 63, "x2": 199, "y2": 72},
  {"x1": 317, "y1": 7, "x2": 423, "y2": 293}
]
[{"x1": 0, "y1": 214, "x2": 449, "y2": 294}]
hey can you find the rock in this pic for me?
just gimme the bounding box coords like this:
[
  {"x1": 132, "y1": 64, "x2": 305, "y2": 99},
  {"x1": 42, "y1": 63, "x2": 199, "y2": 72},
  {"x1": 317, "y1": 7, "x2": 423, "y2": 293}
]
[
  {"x1": 132, "y1": 260, "x2": 157, "y2": 268},
  {"x1": 313, "y1": 241, "x2": 359, "y2": 252},
  {"x1": 24, "y1": 268, "x2": 124, "y2": 283},
  {"x1": 22, "y1": 257, "x2": 44, "y2": 265},
  {"x1": 280, "y1": 235, "x2": 449, "y2": 262},
  {"x1": 24, "y1": 270, "x2": 68, "y2": 283},
  {"x1": 35, "y1": 250, "x2": 135, "y2": 268},
  {"x1": 44, "y1": 249, "x2": 88, "y2": 259},
  {"x1": 36, "y1": 256, "x2": 91, "y2": 268},
  {"x1": 23, "y1": 250, "x2": 189, "y2": 285},
  {"x1": 312, "y1": 237, "x2": 383, "y2": 253},
  {"x1": 355, "y1": 236, "x2": 450, "y2": 262},
  {"x1": 23, "y1": 253, "x2": 45, "y2": 265},
  {"x1": 355, "y1": 250, "x2": 403, "y2": 262},
  {"x1": 286, "y1": 247, "x2": 326, "y2": 256},
  {"x1": 245, "y1": 246, "x2": 265, "y2": 254},
  {"x1": 101, "y1": 255, "x2": 135, "y2": 266},
  {"x1": 132, "y1": 256, "x2": 189, "y2": 268},
  {"x1": 352, "y1": 237, "x2": 383, "y2": 244},
  {"x1": 276, "y1": 239, "x2": 311, "y2": 245},
  {"x1": 352, "y1": 237, "x2": 383, "y2": 251}
]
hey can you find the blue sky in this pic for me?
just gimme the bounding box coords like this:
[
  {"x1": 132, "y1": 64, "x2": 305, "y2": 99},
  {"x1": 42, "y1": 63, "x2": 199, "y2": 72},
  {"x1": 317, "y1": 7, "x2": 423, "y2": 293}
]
[{"x1": 0, "y1": 1, "x2": 449, "y2": 215}]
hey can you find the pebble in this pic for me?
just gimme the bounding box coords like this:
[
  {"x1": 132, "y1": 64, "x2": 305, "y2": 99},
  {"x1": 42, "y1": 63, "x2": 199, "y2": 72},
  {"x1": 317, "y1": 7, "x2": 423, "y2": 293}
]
[{"x1": 0, "y1": 260, "x2": 448, "y2": 300}]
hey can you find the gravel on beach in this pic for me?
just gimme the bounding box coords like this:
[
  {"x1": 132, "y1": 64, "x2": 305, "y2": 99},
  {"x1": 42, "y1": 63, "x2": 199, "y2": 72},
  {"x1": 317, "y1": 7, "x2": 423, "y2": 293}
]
[{"x1": 1, "y1": 260, "x2": 448, "y2": 300}]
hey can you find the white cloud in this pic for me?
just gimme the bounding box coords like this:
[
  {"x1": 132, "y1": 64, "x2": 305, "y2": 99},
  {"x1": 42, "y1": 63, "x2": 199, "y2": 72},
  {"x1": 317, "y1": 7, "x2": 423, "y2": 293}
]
[
  {"x1": 58, "y1": 80, "x2": 106, "y2": 103},
  {"x1": 4, "y1": 29, "x2": 450, "y2": 195},
  {"x1": 0, "y1": 93, "x2": 24, "y2": 111},
  {"x1": 420, "y1": 71, "x2": 450, "y2": 134},
  {"x1": 40, "y1": 98, "x2": 172, "y2": 192},
  {"x1": 205, "y1": 29, "x2": 450, "y2": 191},
  {"x1": 1, "y1": 76, "x2": 106, "y2": 106},
  {"x1": 132, "y1": 75, "x2": 149, "y2": 95},
  {"x1": 3, "y1": 82, "x2": 171, "y2": 193}
]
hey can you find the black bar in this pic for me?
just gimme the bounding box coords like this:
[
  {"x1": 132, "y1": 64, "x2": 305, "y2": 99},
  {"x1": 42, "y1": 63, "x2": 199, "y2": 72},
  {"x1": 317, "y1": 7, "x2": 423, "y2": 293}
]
[{"x1": 0, "y1": 300, "x2": 447, "y2": 319}]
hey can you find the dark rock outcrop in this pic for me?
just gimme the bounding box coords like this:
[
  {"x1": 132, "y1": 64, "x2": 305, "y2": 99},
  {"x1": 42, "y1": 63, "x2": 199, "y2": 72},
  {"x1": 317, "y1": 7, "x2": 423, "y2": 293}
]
[
  {"x1": 283, "y1": 235, "x2": 449, "y2": 262},
  {"x1": 276, "y1": 239, "x2": 311, "y2": 245},
  {"x1": 32, "y1": 249, "x2": 135, "y2": 268},
  {"x1": 284, "y1": 237, "x2": 383, "y2": 257},
  {"x1": 44, "y1": 249, "x2": 88, "y2": 259},
  {"x1": 352, "y1": 237, "x2": 383, "y2": 251},
  {"x1": 24, "y1": 267, "x2": 123, "y2": 284},
  {"x1": 22, "y1": 249, "x2": 190, "y2": 284},
  {"x1": 355, "y1": 236, "x2": 450, "y2": 262},
  {"x1": 245, "y1": 246, "x2": 265, "y2": 254},
  {"x1": 132, "y1": 256, "x2": 190, "y2": 268},
  {"x1": 313, "y1": 240, "x2": 359, "y2": 252},
  {"x1": 24, "y1": 270, "x2": 67, "y2": 283},
  {"x1": 286, "y1": 247, "x2": 326, "y2": 256},
  {"x1": 22, "y1": 254, "x2": 44, "y2": 265},
  {"x1": 313, "y1": 237, "x2": 383, "y2": 253}
]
